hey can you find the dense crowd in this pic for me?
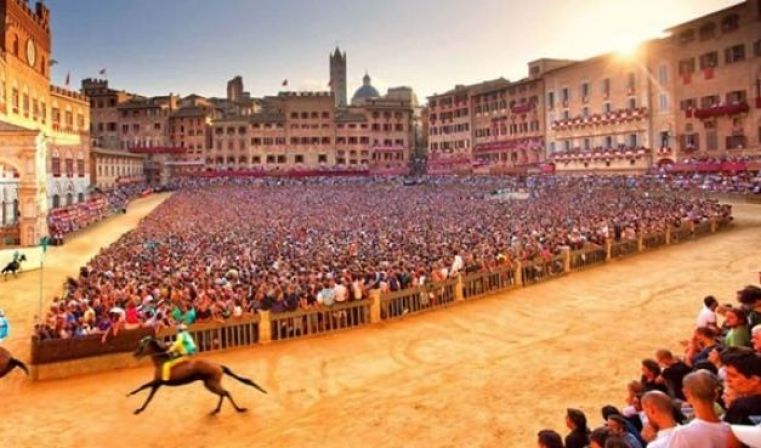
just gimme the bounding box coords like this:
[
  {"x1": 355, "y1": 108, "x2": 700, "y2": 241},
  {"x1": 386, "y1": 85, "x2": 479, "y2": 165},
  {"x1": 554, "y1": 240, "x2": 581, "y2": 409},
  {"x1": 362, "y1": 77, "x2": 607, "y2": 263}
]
[
  {"x1": 34, "y1": 175, "x2": 732, "y2": 340},
  {"x1": 47, "y1": 183, "x2": 150, "y2": 244},
  {"x1": 536, "y1": 285, "x2": 761, "y2": 448}
]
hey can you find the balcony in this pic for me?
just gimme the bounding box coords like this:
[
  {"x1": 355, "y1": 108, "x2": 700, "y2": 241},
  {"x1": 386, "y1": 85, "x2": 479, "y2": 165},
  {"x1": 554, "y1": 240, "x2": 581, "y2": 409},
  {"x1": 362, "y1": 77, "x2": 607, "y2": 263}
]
[
  {"x1": 551, "y1": 107, "x2": 648, "y2": 131},
  {"x1": 510, "y1": 103, "x2": 533, "y2": 114},
  {"x1": 693, "y1": 101, "x2": 749, "y2": 120}
]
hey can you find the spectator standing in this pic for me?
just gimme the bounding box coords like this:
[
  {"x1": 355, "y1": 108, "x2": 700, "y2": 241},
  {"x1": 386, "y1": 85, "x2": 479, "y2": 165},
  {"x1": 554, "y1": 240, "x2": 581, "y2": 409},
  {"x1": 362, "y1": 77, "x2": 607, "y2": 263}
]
[
  {"x1": 565, "y1": 408, "x2": 590, "y2": 448},
  {"x1": 656, "y1": 349, "x2": 691, "y2": 400},
  {"x1": 640, "y1": 391, "x2": 678, "y2": 448},
  {"x1": 667, "y1": 370, "x2": 729, "y2": 448}
]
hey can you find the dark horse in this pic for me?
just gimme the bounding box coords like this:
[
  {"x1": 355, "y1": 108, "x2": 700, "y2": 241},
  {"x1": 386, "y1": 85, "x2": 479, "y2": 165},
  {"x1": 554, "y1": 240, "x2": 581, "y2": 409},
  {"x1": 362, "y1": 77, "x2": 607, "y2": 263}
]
[
  {"x1": 2, "y1": 254, "x2": 27, "y2": 279},
  {"x1": 128, "y1": 336, "x2": 266, "y2": 415},
  {"x1": 0, "y1": 347, "x2": 29, "y2": 379}
]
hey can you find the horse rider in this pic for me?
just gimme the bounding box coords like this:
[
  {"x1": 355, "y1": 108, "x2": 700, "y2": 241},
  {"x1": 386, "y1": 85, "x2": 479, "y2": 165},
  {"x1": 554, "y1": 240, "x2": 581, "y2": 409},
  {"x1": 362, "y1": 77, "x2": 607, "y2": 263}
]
[
  {"x1": 12, "y1": 251, "x2": 20, "y2": 263},
  {"x1": 0, "y1": 309, "x2": 9, "y2": 343},
  {"x1": 162, "y1": 323, "x2": 197, "y2": 381}
]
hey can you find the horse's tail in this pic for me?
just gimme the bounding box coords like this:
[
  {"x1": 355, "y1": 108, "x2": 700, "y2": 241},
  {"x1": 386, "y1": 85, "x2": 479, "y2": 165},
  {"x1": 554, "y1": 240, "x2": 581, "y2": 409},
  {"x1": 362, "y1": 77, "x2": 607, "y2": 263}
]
[
  {"x1": 10, "y1": 358, "x2": 29, "y2": 376},
  {"x1": 221, "y1": 365, "x2": 267, "y2": 394}
]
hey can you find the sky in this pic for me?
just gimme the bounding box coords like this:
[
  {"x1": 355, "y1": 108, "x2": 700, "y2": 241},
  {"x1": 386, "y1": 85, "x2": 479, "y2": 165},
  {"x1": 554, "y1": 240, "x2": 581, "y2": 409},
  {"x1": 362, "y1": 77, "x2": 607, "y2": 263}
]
[{"x1": 46, "y1": 0, "x2": 739, "y2": 102}]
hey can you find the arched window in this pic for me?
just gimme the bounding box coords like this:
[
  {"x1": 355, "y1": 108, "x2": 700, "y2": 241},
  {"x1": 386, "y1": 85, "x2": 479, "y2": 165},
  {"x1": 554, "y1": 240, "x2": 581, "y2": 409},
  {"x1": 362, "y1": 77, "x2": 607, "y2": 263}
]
[
  {"x1": 52, "y1": 194, "x2": 60, "y2": 209},
  {"x1": 65, "y1": 193, "x2": 73, "y2": 206},
  {"x1": 77, "y1": 193, "x2": 84, "y2": 203},
  {"x1": 12, "y1": 36, "x2": 19, "y2": 57}
]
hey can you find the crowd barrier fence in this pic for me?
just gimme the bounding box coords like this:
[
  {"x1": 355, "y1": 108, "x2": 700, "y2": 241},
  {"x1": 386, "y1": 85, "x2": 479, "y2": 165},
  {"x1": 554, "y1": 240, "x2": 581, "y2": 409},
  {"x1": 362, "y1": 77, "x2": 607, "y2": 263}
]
[{"x1": 29, "y1": 216, "x2": 734, "y2": 375}]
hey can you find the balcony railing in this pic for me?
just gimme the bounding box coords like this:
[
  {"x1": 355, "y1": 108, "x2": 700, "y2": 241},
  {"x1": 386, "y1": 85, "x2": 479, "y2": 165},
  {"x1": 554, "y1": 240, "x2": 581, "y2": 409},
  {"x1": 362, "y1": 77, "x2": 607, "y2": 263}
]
[
  {"x1": 693, "y1": 102, "x2": 749, "y2": 120},
  {"x1": 551, "y1": 107, "x2": 647, "y2": 131}
]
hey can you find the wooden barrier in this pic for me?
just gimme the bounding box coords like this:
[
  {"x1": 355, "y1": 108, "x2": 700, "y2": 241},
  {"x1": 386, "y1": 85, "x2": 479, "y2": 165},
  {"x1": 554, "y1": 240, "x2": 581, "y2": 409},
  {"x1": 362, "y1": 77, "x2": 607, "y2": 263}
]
[
  {"x1": 28, "y1": 216, "x2": 735, "y2": 378},
  {"x1": 693, "y1": 220, "x2": 712, "y2": 238},
  {"x1": 31, "y1": 316, "x2": 260, "y2": 365},
  {"x1": 462, "y1": 266, "x2": 516, "y2": 299},
  {"x1": 610, "y1": 239, "x2": 639, "y2": 259},
  {"x1": 670, "y1": 225, "x2": 692, "y2": 244},
  {"x1": 269, "y1": 300, "x2": 371, "y2": 341},
  {"x1": 570, "y1": 247, "x2": 607, "y2": 271},
  {"x1": 521, "y1": 255, "x2": 565, "y2": 285},
  {"x1": 157, "y1": 315, "x2": 260, "y2": 353},
  {"x1": 380, "y1": 278, "x2": 457, "y2": 320}
]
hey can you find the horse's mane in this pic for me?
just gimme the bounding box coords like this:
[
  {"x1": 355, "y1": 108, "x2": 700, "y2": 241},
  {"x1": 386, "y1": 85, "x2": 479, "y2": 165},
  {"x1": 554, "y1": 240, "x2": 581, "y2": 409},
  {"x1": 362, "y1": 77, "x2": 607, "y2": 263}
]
[{"x1": 149, "y1": 337, "x2": 168, "y2": 353}]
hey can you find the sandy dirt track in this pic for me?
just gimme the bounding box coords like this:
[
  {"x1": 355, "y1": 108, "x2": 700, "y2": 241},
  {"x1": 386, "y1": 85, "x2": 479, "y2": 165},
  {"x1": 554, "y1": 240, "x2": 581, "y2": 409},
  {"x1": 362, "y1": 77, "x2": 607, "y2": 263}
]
[{"x1": 0, "y1": 199, "x2": 759, "y2": 448}]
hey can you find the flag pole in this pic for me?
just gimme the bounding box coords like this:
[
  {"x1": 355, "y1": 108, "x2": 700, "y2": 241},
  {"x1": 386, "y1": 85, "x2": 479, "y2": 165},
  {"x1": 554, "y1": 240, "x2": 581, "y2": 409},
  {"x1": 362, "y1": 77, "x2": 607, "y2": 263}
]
[{"x1": 38, "y1": 236, "x2": 48, "y2": 323}]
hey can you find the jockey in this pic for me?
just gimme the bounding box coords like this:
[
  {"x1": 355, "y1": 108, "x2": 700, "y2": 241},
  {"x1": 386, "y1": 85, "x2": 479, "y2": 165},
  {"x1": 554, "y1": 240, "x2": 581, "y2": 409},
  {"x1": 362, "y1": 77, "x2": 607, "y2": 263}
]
[
  {"x1": 161, "y1": 323, "x2": 197, "y2": 381},
  {"x1": 0, "y1": 309, "x2": 8, "y2": 343}
]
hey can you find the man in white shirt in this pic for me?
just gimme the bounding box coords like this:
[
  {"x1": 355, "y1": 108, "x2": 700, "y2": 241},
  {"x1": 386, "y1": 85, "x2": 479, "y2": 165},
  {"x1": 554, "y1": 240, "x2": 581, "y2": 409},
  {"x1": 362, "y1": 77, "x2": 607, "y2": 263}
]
[
  {"x1": 450, "y1": 252, "x2": 464, "y2": 277},
  {"x1": 334, "y1": 279, "x2": 348, "y2": 303},
  {"x1": 641, "y1": 391, "x2": 677, "y2": 448},
  {"x1": 696, "y1": 296, "x2": 719, "y2": 329},
  {"x1": 667, "y1": 370, "x2": 729, "y2": 448}
]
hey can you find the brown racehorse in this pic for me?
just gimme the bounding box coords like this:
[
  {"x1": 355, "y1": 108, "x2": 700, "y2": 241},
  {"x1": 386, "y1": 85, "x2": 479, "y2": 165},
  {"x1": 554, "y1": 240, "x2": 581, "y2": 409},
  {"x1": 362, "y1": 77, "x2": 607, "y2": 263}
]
[
  {"x1": 0, "y1": 346, "x2": 29, "y2": 379},
  {"x1": 128, "y1": 336, "x2": 266, "y2": 415}
]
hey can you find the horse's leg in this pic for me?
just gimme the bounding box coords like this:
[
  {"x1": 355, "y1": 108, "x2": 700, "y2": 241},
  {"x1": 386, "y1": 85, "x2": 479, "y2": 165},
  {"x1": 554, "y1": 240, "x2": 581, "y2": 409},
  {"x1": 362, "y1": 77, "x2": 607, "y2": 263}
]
[
  {"x1": 225, "y1": 390, "x2": 248, "y2": 413},
  {"x1": 204, "y1": 380, "x2": 225, "y2": 415},
  {"x1": 127, "y1": 379, "x2": 159, "y2": 397},
  {"x1": 133, "y1": 384, "x2": 160, "y2": 415}
]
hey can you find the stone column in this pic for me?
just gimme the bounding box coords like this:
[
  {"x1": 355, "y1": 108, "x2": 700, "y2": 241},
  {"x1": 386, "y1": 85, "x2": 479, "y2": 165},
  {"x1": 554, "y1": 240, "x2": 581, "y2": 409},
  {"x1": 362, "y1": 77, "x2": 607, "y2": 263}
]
[
  {"x1": 258, "y1": 310, "x2": 272, "y2": 344},
  {"x1": 369, "y1": 289, "x2": 382, "y2": 323}
]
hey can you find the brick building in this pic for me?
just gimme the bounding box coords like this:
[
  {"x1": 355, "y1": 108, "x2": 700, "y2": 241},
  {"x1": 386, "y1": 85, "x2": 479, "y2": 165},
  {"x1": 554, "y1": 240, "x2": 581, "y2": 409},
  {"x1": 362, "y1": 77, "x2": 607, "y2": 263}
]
[
  {"x1": 0, "y1": 0, "x2": 90, "y2": 245},
  {"x1": 669, "y1": 0, "x2": 761, "y2": 162}
]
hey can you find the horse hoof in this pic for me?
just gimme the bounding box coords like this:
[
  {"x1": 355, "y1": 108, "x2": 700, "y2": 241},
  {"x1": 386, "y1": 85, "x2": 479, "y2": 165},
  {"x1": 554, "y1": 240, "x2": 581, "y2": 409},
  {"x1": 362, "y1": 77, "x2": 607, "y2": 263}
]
[
  {"x1": 209, "y1": 410, "x2": 221, "y2": 416},
  {"x1": 133, "y1": 409, "x2": 143, "y2": 415},
  {"x1": 237, "y1": 408, "x2": 248, "y2": 413}
]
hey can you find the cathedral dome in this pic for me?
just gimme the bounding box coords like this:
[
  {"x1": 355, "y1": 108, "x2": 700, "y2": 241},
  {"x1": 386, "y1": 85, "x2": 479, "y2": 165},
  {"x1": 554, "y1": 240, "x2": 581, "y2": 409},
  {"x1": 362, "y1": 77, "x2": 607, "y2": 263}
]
[{"x1": 351, "y1": 73, "x2": 380, "y2": 105}]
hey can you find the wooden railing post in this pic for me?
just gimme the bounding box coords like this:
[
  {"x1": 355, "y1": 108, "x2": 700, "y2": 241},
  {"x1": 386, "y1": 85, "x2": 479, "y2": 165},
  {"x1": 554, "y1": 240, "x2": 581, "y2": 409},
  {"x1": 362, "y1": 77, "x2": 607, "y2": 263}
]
[
  {"x1": 665, "y1": 225, "x2": 671, "y2": 245},
  {"x1": 562, "y1": 246, "x2": 571, "y2": 273},
  {"x1": 514, "y1": 261, "x2": 523, "y2": 287},
  {"x1": 454, "y1": 274, "x2": 464, "y2": 301},
  {"x1": 689, "y1": 220, "x2": 696, "y2": 238},
  {"x1": 369, "y1": 289, "x2": 382, "y2": 323},
  {"x1": 638, "y1": 233, "x2": 644, "y2": 252},
  {"x1": 606, "y1": 239, "x2": 612, "y2": 260},
  {"x1": 258, "y1": 310, "x2": 272, "y2": 344},
  {"x1": 710, "y1": 217, "x2": 717, "y2": 233}
]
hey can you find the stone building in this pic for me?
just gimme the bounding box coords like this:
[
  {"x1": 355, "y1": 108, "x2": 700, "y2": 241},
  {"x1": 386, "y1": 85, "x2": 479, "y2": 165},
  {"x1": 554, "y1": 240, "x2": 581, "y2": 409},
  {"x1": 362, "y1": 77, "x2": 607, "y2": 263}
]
[
  {"x1": 542, "y1": 48, "x2": 661, "y2": 174},
  {"x1": 0, "y1": 0, "x2": 90, "y2": 245},
  {"x1": 668, "y1": 0, "x2": 761, "y2": 163},
  {"x1": 89, "y1": 147, "x2": 145, "y2": 190},
  {"x1": 207, "y1": 90, "x2": 414, "y2": 174}
]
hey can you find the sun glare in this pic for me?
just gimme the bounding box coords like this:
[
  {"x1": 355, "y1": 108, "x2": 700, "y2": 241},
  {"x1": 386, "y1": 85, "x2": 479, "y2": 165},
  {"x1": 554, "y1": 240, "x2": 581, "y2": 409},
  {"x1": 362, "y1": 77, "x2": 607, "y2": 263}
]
[{"x1": 613, "y1": 35, "x2": 641, "y2": 58}]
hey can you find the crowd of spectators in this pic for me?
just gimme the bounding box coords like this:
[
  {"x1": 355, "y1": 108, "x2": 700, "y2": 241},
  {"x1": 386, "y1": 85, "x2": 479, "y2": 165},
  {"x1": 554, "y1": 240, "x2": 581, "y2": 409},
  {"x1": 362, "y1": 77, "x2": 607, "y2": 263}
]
[
  {"x1": 47, "y1": 183, "x2": 151, "y2": 245},
  {"x1": 536, "y1": 285, "x2": 761, "y2": 448},
  {"x1": 34, "y1": 175, "x2": 732, "y2": 340}
]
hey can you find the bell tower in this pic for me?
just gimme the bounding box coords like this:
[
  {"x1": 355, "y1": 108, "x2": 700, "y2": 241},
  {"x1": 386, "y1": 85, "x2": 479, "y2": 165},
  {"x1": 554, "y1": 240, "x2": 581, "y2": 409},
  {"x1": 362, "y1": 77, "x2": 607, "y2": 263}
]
[{"x1": 329, "y1": 47, "x2": 347, "y2": 108}]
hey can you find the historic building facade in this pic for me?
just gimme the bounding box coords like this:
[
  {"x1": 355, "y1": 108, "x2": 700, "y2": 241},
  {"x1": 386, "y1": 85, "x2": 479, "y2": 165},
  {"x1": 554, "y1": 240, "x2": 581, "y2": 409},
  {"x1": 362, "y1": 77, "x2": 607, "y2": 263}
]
[
  {"x1": 427, "y1": 84, "x2": 473, "y2": 173},
  {"x1": 0, "y1": 0, "x2": 90, "y2": 245},
  {"x1": 89, "y1": 147, "x2": 145, "y2": 190},
  {"x1": 669, "y1": 0, "x2": 761, "y2": 162},
  {"x1": 543, "y1": 47, "x2": 663, "y2": 173},
  {"x1": 207, "y1": 90, "x2": 414, "y2": 174}
]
